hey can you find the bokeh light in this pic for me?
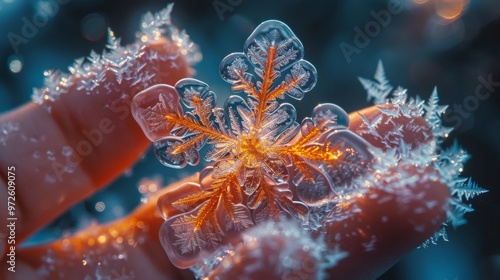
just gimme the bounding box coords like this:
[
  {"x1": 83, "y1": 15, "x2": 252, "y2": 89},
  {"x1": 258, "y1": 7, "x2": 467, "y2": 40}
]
[
  {"x1": 7, "y1": 55, "x2": 22, "y2": 73},
  {"x1": 80, "y1": 13, "x2": 106, "y2": 41},
  {"x1": 435, "y1": 0, "x2": 467, "y2": 21}
]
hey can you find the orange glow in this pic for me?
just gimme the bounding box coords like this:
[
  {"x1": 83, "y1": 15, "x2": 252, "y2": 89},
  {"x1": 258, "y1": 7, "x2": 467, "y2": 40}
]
[
  {"x1": 97, "y1": 234, "x2": 107, "y2": 244},
  {"x1": 357, "y1": 228, "x2": 368, "y2": 238},
  {"x1": 435, "y1": 0, "x2": 467, "y2": 21},
  {"x1": 61, "y1": 238, "x2": 70, "y2": 246},
  {"x1": 136, "y1": 221, "x2": 145, "y2": 229},
  {"x1": 413, "y1": 0, "x2": 468, "y2": 21}
]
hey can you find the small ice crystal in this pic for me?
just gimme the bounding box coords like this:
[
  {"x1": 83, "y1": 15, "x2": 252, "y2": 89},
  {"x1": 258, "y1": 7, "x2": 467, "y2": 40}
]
[
  {"x1": 31, "y1": 4, "x2": 200, "y2": 106},
  {"x1": 0, "y1": 121, "x2": 19, "y2": 146}
]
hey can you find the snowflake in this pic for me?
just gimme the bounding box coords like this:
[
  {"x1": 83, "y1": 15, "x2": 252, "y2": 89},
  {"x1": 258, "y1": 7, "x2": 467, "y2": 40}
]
[{"x1": 132, "y1": 20, "x2": 374, "y2": 268}]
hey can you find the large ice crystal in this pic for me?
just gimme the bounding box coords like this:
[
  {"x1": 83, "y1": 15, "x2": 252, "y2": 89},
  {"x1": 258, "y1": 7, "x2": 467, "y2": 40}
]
[
  {"x1": 133, "y1": 20, "x2": 373, "y2": 268},
  {"x1": 128, "y1": 14, "x2": 485, "y2": 276}
]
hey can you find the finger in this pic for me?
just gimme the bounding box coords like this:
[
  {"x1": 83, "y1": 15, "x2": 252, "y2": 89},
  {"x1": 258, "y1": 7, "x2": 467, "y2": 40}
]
[
  {"x1": 324, "y1": 164, "x2": 448, "y2": 279},
  {"x1": 203, "y1": 164, "x2": 448, "y2": 280},
  {"x1": 0, "y1": 37, "x2": 192, "y2": 244},
  {"x1": 203, "y1": 105, "x2": 449, "y2": 279},
  {"x1": 327, "y1": 104, "x2": 446, "y2": 278},
  {"x1": 3, "y1": 175, "x2": 199, "y2": 280}
]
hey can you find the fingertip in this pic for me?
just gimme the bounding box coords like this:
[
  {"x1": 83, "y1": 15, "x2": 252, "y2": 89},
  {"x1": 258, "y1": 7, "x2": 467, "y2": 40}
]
[
  {"x1": 0, "y1": 37, "x2": 193, "y2": 242},
  {"x1": 325, "y1": 163, "x2": 449, "y2": 279},
  {"x1": 205, "y1": 221, "x2": 325, "y2": 280}
]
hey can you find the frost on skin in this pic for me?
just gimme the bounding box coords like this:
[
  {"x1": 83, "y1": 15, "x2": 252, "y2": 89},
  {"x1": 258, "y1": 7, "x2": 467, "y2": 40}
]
[
  {"x1": 191, "y1": 220, "x2": 348, "y2": 280},
  {"x1": 31, "y1": 219, "x2": 150, "y2": 279},
  {"x1": 357, "y1": 62, "x2": 487, "y2": 246},
  {"x1": 0, "y1": 4, "x2": 196, "y2": 264},
  {"x1": 133, "y1": 20, "x2": 374, "y2": 268},
  {"x1": 31, "y1": 4, "x2": 200, "y2": 110},
  {"x1": 0, "y1": 121, "x2": 20, "y2": 146}
]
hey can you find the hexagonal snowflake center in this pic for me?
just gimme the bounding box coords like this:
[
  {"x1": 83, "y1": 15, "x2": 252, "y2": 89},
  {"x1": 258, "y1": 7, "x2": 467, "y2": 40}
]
[{"x1": 237, "y1": 129, "x2": 270, "y2": 168}]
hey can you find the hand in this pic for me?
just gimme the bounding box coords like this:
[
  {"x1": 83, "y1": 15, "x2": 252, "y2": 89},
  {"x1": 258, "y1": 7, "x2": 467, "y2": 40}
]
[{"x1": 0, "y1": 36, "x2": 448, "y2": 279}]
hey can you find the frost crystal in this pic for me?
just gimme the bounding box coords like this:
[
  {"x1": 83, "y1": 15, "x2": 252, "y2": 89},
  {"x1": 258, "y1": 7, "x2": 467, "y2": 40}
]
[
  {"x1": 134, "y1": 20, "x2": 374, "y2": 269},
  {"x1": 190, "y1": 220, "x2": 347, "y2": 279},
  {"x1": 359, "y1": 61, "x2": 487, "y2": 244},
  {"x1": 358, "y1": 60, "x2": 393, "y2": 104},
  {"x1": 31, "y1": 4, "x2": 200, "y2": 107},
  {"x1": 0, "y1": 121, "x2": 20, "y2": 146}
]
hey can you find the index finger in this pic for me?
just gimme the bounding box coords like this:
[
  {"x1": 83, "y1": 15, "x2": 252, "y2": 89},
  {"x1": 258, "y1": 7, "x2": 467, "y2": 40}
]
[{"x1": 0, "y1": 36, "x2": 193, "y2": 245}]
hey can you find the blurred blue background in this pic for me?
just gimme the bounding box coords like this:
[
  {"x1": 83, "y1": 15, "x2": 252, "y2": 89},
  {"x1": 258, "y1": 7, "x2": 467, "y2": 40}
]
[{"x1": 1, "y1": 0, "x2": 499, "y2": 279}]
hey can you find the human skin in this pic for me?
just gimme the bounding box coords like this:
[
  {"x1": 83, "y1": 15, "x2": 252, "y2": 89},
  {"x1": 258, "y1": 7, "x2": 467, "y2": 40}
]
[{"x1": 0, "y1": 38, "x2": 448, "y2": 279}]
